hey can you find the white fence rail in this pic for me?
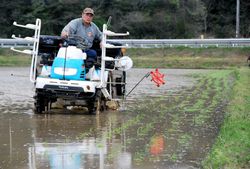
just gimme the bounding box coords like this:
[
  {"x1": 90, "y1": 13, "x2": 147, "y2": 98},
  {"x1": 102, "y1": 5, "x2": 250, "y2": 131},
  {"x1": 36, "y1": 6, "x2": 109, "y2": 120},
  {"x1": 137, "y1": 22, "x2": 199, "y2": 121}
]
[
  {"x1": 1, "y1": 38, "x2": 250, "y2": 48},
  {"x1": 109, "y1": 38, "x2": 250, "y2": 48},
  {"x1": 0, "y1": 39, "x2": 33, "y2": 48}
]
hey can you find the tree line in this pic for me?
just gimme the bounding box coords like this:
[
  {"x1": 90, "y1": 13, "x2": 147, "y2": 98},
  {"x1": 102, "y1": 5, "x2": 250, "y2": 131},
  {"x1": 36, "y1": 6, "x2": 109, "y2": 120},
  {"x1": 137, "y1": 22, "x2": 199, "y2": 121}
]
[{"x1": 0, "y1": 0, "x2": 249, "y2": 38}]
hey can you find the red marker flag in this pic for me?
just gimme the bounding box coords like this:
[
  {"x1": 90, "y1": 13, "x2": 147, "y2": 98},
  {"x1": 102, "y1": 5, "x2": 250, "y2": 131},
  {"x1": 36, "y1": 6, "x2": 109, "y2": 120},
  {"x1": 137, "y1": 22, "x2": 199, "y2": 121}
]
[{"x1": 150, "y1": 68, "x2": 165, "y2": 87}]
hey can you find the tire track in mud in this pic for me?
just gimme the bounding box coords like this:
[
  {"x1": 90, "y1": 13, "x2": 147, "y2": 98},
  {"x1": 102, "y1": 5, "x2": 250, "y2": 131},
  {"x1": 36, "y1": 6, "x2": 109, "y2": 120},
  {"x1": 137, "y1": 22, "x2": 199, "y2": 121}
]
[
  {"x1": 103, "y1": 70, "x2": 236, "y2": 168},
  {"x1": 0, "y1": 94, "x2": 33, "y2": 114},
  {"x1": 0, "y1": 67, "x2": 34, "y2": 114}
]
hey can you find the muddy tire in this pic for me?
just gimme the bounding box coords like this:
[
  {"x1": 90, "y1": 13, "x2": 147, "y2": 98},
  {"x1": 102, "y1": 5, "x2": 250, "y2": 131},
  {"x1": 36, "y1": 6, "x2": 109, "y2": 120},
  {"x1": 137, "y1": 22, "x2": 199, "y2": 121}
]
[
  {"x1": 107, "y1": 72, "x2": 114, "y2": 98},
  {"x1": 116, "y1": 71, "x2": 126, "y2": 96},
  {"x1": 34, "y1": 91, "x2": 45, "y2": 114},
  {"x1": 87, "y1": 90, "x2": 105, "y2": 114}
]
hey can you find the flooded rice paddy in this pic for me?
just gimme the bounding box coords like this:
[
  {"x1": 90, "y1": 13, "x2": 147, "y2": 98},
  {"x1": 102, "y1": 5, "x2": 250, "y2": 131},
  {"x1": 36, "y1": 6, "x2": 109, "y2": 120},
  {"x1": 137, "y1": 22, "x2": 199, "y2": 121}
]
[{"x1": 0, "y1": 67, "x2": 234, "y2": 169}]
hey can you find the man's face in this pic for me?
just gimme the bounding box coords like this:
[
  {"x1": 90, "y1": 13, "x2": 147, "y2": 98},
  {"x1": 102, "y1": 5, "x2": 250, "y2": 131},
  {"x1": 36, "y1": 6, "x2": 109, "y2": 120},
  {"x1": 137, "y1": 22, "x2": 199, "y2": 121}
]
[{"x1": 82, "y1": 13, "x2": 94, "y2": 24}]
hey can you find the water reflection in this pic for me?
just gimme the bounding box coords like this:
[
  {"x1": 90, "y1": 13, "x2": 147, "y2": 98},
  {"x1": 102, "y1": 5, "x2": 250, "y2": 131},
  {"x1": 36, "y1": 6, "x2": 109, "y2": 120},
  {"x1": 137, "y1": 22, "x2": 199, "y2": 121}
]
[
  {"x1": 28, "y1": 142, "x2": 107, "y2": 169},
  {"x1": 150, "y1": 135, "x2": 164, "y2": 156},
  {"x1": 27, "y1": 113, "x2": 132, "y2": 169},
  {"x1": 23, "y1": 108, "x2": 199, "y2": 169}
]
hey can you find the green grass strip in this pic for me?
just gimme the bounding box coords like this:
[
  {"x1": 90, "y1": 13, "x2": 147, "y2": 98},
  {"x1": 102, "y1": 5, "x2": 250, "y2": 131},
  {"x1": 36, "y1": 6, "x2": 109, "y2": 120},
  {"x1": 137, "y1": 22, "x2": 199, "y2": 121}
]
[
  {"x1": 128, "y1": 47, "x2": 250, "y2": 69},
  {"x1": 0, "y1": 49, "x2": 31, "y2": 66},
  {"x1": 203, "y1": 68, "x2": 250, "y2": 169}
]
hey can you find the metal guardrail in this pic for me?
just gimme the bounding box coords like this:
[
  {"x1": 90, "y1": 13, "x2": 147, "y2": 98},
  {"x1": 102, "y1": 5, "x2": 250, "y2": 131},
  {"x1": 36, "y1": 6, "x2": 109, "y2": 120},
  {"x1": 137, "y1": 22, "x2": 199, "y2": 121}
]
[
  {"x1": 1, "y1": 38, "x2": 250, "y2": 48},
  {"x1": 0, "y1": 39, "x2": 33, "y2": 48},
  {"x1": 109, "y1": 38, "x2": 250, "y2": 48}
]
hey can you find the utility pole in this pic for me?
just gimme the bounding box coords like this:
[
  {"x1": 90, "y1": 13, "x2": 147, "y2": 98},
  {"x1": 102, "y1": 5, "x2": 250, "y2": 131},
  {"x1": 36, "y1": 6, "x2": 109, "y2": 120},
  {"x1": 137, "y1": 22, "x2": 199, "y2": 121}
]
[{"x1": 236, "y1": 0, "x2": 240, "y2": 38}]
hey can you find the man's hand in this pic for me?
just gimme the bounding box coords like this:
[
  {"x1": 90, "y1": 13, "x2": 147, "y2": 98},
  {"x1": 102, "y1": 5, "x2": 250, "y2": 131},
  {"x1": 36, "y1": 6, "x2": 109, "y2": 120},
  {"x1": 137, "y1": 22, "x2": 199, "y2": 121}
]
[
  {"x1": 61, "y1": 31, "x2": 69, "y2": 39},
  {"x1": 100, "y1": 41, "x2": 103, "y2": 48}
]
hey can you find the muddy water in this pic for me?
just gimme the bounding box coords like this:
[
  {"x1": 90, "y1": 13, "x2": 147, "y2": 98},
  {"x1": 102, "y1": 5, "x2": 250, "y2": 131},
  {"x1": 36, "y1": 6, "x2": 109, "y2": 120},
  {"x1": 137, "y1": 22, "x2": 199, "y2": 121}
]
[
  {"x1": 0, "y1": 67, "x2": 216, "y2": 169},
  {"x1": 126, "y1": 68, "x2": 195, "y2": 99}
]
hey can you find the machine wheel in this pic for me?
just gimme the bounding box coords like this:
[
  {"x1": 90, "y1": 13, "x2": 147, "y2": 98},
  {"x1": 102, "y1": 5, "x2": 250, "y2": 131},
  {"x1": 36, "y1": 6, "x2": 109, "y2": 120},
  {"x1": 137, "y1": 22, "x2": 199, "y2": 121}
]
[
  {"x1": 107, "y1": 72, "x2": 114, "y2": 98},
  {"x1": 116, "y1": 71, "x2": 126, "y2": 96},
  {"x1": 34, "y1": 90, "x2": 53, "y2": 114},
  {"x1": 88, "y1": 89, "x2": 105, "y2": 115},
  {"x1": 34, "y1": 91, "x2": 46, "y2": 114}
]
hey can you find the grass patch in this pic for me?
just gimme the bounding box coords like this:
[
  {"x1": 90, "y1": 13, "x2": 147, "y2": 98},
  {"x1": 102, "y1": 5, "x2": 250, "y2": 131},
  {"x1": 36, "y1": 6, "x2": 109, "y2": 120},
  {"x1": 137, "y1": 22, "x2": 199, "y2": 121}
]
[
  {"x1": 127, "y1": 47, "x2": 250, "y2": 69},
  {"x1": 0, "y1": 48, "x2": 31, "y2": 66},
  {"x1": 203, "y1": 68, "x2": 250, "y2": 168}
]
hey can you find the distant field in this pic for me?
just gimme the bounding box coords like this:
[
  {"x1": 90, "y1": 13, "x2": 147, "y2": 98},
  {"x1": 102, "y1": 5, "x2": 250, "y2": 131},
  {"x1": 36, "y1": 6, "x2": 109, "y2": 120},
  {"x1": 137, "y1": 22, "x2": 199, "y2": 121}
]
[
  {"x1": 0, "y1": 48, "x2": 31, "y2": 66},
  {"x1": 0, "y1": 47, "x2": 250, "y2": 68},
  {"x1": 127, "y1": 47, "x2": 250, "y2": 69}
]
